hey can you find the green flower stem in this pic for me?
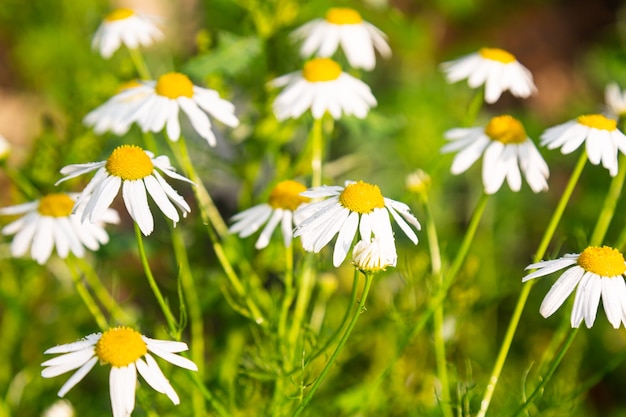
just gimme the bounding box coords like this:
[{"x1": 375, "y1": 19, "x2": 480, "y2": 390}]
[
  {"x1": 134, "y1": 223, "x2": 179, "y2": 337},
  {"x1": 590, "y1": 154, "x2": 626, "y2": 247},
  {"x1": 277, "y1": 243, "x2": 295, "y2": 356},
  {"x1": 311, "y1": 117, "x2": 324, "y2": 188},
  {"x1": 293, "y1": 271, "x2": 374, "y2": 417},
  {"x1": 188, "y1": 372, "x2": 231, "y2": 417},
  {"x1": 287, "y1": 256, "x2": 315, "y2": 361},
  {"x1": 420, "y1": 194, "x2": 452, "y2": 417},
  {"x1": 0, "y1": 164, "x2": 38, "y2": 200},
  {"x1": 172, "y1": 138, "x2": 228, "y2": 238},
  {"x1": 170, "y1": 226, "x2": 206, "y2": 415},
  {"x1": 463, "y1": 89, "x2": 485, "y2": 127},
  {"x1": 513, "y1": 327, "x2": 579, "y2": 417},
  {"x1": 127, "y1": 47, "x2": 152, "y2": 80},
  {"x1": 476, "y1": 152, "x2": 587, "y2": 417},
  {"x1": 66, "y1": 262, "x2": 108, "y2": 331}
]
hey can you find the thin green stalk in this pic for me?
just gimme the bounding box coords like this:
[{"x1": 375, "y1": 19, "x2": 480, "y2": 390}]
[
  {"x1": 127, "y1": 47, "x2": 152, "y2": 80},
  {"x1": 513, "y1": 328, "x2": 579, "y2": 417},
  {"x1": 0, "y1": 164, "x2": 38, "y2": 200},
  {"x1": 66, "y1": 263, "x2": 108, "y2": 331},
  {"x1": 72, "y1": 256, "x2": 131, "y2": 325},
  {"x1": 170, "y1": 226, "x2": 206, "y2": 416},
  {"x1": 476, "y1": 152, "x2": 587, "y2": 417},
  {"x1": 293, "y1": 271, "x2": 374, "y2": 417},
  {"x1": 134, "y1": 223, "x2": 179, "y2": 337},
  {"x1": 421, "y1": 194, "x2": 452, "y2": 417},
  {"x1": 590, "y1": 154, "x2": 626, "y2": 246},
  {"x1": 463, "y1": 90, "x2": 484, "y2": 127},
  {"x1": 277, "y1": 243, "x2": 295, "y2": 354},
  {"x1": 287, "y1": 256, "x2": 315, "y2": 361},
  {"x1": 188, "y1": 372, "x2": 231, "y2": 417},
  {"x1": 311, "y1": 117, "x2": 324, "y2": 188}
]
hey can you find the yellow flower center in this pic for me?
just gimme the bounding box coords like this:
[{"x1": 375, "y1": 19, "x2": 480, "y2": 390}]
[
  {"x1": 105, "y1": 8, "x2": 135, "y2": 22},
  {"x1": 302, "y1": 58, "x2": 342, "y2": 83},
  {"x1": 95, "y1": 327, "x2": 147, "y2": 368},
  {"x1": 105, "y1": 145, "x2": 154, "y2": 180},
  {"x1": 325, "y1": 8, "x2": 363, "y2": 25},
  {"x1": 155, "y1": 72, "x2": 194, "y2": 99},
  {"x1": 339, "y1": 181, "x2": 385, "y2": 214},
  {"x1": 268, "y1": 180, "x2": 310, "y2": 211},
  {"x1": 577, "y1": 246, "x2": 626, "y2": 277},
  {"x1": 479, "y1": 47, "x2": 516, "y2": 64},
  {"x1": 484, "y1": 115, "x2": 527, "y2": 144},
  {"x1": 37, "y1": 193, "x2": 75, "y2": 217},
  {"x1": 576, "y1": 114, "x2": 617, "y2": 131}
]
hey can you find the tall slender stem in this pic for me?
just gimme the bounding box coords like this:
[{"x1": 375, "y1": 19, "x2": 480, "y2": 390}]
[
  {"x1": 476, "y1": 152, "x2": 587, "y2": 417},
  {"x1": 66, "y1": 263, "x2": 108, "y2": 331},
  {"x1": 134, "y1": 223, "x2": 179, "y2": 337},
  {"x1": 127, "y1": 47, "x2": 152, "y2": 80},
  {"x1": 288, "y1": 256, "x2": 315, "y2": 361},
  {"x1": 293, "y1": 272, "x2": 374, "y2": 417},
  {"x1": 590, "y1": 154, "x2": 626, "y2": 246},
  {"x1": 311, "y1": 118, "x2": 324, "y2": 188}
]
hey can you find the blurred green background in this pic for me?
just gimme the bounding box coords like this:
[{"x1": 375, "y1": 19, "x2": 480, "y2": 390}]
[{"x1": 2, "y1": 0, "x2": 626, "y2": 416}]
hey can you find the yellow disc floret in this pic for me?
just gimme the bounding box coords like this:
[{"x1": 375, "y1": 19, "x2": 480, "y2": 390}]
[
  {"x1": 106, "y1": 145, "x2": 154, "y2": 180},
  {"x1": 303, "y1": 58, "x2": 342, "y2": 83},
  {"x1": 325, "y1": 8, "x2": 363, "y2": 25},
  {"x1": 485, "y1": 115, "x2": 527, "y2": 144},
  {"x1": 105, "y1": 8, "x2": 135, "y2": 22},
  {"x1": 38, "y1": 193, "x2": 75, "y2": 217},
  {"x1": 479, "y1": 47, "x2": 516, "y2": 64},
  {"x1": 268, "y1": 180, "x2": 310, "y2": 211},
  {"x1": 95, "y1": 327, "x2": 147, "y2": 367},
  {"x1": 577, "y1": 246, "x2": 626, "y2": 277},
  {"x1": 576, "y1": 114, "x2": 617, "y2": 131},
  {"x1": 155, "y1": 72, "x2": 194, "y2": 99},
  {"x1": 339, "y1": 181, "x2": 385, "y2": 214}
]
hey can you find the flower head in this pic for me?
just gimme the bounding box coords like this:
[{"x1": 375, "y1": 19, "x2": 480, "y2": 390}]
[
  {"x1": 440, "y1": 47, "x2": 536, "y2": 104},
  {"x1": 291, "y1": 7, "x2": 391, "y2": 71},
  {"x1": 229, "y1": 180, "x2": 311, "y2": 249},
  {"x1": 269, "y1": 58, "x2": 377, "y2": 120},
  {"x1": 84, "y1": 73, "x2": 239, "y2": 146},
  {"x1": 523, "y1": 246, "x2": 626, "y2": 328},
  {"x1": 92, "y1": 8, "x2": 163, "y2": 59},
  {"x1": 540, "y1": 113, "x2": 626, "y2": 176},
  {"x1": 605, "y1": 82, "x2": 626, "y2": 119},
  {"x1": 442, "y1": 115, "x2": 549, "y2": 194},
  {"x1": 294, "y1": 180, "x2": 420, "y2": 267},
  {"x1": 352, "y1": 237, "x2": 397, "y2": 273},
  {"x1": 55, "y1": 145, "x2": 193, "y2": 236},
  {"x1": 0, "y1": 193, "x2": 119, "y2": 264},
  {"x1": 41, "y1": 327, "x2": 198, "y2": 417}
]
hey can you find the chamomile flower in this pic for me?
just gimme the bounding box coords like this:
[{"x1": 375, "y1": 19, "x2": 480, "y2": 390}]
[
  {"x1": 605, "y1": 82, "x2": 626, "y2": 119},
  {"x1": 440, "y1": 47, "x2": 536, "y2": 104},
  {"x1": 0, "y1": 193, "x2": 119, "y2": 264},
  {"x1": 229, "y1": 180, "x2": 311, "y2": 249},
  {"x1": 269, "y1": 58, "x2": 377, "y2": 120},
  {"x1": 352, "y1": 237, "x2": 397, "y2": 273},
  {"x1": 92, "y1": 8, "x2": 163, "y2": 59},
  {"x1": 41, "y1": 327, "x2": 198, "y2": 417},
  {"x1": 291, "y1": 7, "x2": 391, "y2": 71},
  {"x1": 294, "y1": 180, "x2": 420, "y2": 267},
  {"x1": 442, "y1": 115, "x2": 549, "y2": 194},
  {"x1": 93, "y1": 72, "x2": 239, "y2": 146},
  {"x1": 55, "y1": 145, "x2": 193, "y2": 236},
  {"x1": 523, "y1": 246, "x2": 626, "y2": 329},
  {"x1": 540, "y1": 113, "x2": 626, "y2": 176}
]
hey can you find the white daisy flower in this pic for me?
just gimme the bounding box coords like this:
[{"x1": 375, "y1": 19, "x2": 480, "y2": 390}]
[
  {"x1": 83, "y1": 80, "x2": 145, "y2": 136},
  {"x1": 523, "y1": 246, "x2": 626, "y2": 329},
  {"x1": 0, "y1": 193, "x2": 119, "y2": 265},
  {"x1": 442, "y1": 115, "x2": 549, "y2": 194},
  {"x1": 41, "y1": 326, "x2": 198, "y2": 417},
  {"x1": 269, "y1": 57, "x2": 377, "y2": 121},
  {"x1": 605, "y1": 82, "x2": 626, "y2": 119},
  {"x1": 352, "y1": 237, "x2": 397, "y2": 273},
  {"x1": 294, "y1": 180, "x2": 421, "y2": 267},
  {"x1": 540, "y1": 113, "x2": 626, "y2": 176},
  {"x1": 0, "y1": 134, "x2": 10, "y2": 161},
  {"x1": 440, "y1": 47, "x2": 536, "y2": 104},
  {"x1": 89, "y1": 72, "x2": 239, "y2": 146},
  {"x1": 229, "y1": 180, "x2": 311, "y2": 249},
  {"x1": 55, "y1": 145, "x2": 193, "y2": 236},
  {"x1": 291, "y1": 7, "x2": 391, "y2": 71},
  {"x1": 92, "y1": 8, "x2": 163, "y2": 59}
]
